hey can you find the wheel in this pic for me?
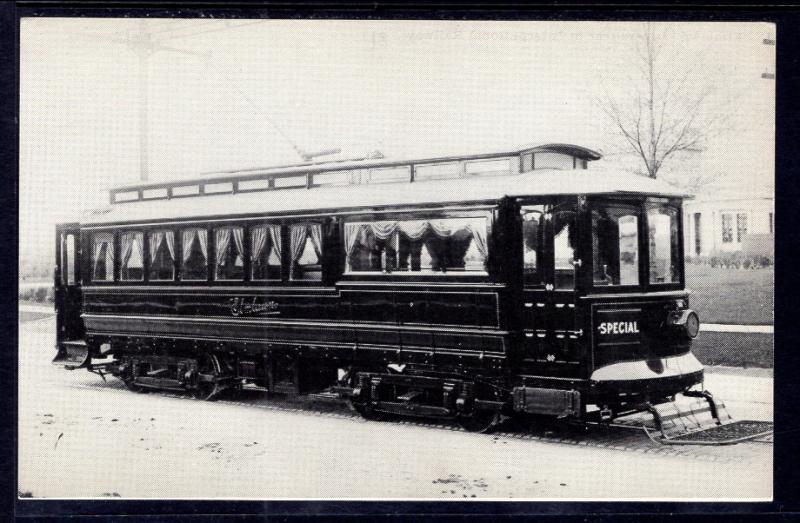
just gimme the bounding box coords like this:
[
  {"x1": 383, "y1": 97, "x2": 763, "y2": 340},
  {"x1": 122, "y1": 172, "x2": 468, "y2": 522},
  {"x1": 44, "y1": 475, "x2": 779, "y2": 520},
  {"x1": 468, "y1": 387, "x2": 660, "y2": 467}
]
[
  {"x1": 457, "y1": 409, "x2": 501, "y2": 433},
  {"x1": 192, "y1": 353, "x2": 222, "y2": 401},
  {"x1": 119, "y1": 359, "x2": 148, "y2": 393}
]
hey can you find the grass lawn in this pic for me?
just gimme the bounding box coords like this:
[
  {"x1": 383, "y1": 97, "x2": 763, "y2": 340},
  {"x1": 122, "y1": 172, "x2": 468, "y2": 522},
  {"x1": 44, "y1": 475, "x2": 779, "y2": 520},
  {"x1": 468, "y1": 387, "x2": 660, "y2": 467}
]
[
  {"x1": 685, "y1": 265, "x2": 773, "y2": 325},
  {"x1": 19, "y1": 310, "x2": 53, "y2": 322},
  {"x1": 692, "y1": 331, "x2": 773, "y2": 369}
]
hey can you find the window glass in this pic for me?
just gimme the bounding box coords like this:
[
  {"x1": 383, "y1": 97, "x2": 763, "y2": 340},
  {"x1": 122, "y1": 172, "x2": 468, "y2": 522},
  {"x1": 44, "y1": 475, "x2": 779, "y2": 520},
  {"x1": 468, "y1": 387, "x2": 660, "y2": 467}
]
[
  {"x1": 648, "y1": 204, "x2": 680, "y2": 284},
  {"x1": 592, "y1": 206, "x2": 639, "y2": 286},
  {"x1": 251, "y1": 225, "x2": 282, "y2": 281},
  {"x1": 522, "y1": 206, "x2": 545, "y2": 286},
  {"x1": 736, "y1": 213, "x2": 748, "y2": 242},
  {"x1": 214, "y1": 226, "x2": 244, "y2": 280},
  {"x1": 64, "y1": 233, "x2": 76, "y2": 285},
  {"x1": 181, "y1": 228, "x2": 208, "y2": 281},
  {"x1": 344, "y1": 217, "x2": 488, "y2": 274},
  {"x1": 120, "y1": 231, "x2": 144, "y2": 281},
  {"x1": 289, "y1": 224, "x2": 322, "y2": 281},
  {"x1": 522, "y1": 201, "x2": 577, "y2": 289},
  {"x1": 148, "y1": 230, "x2": 175, "y2": 281},
  {"x1": 721, "y1": 213, "x2": 734, "y2": 243},
  {"x1": 92, "y1": 232, "x2": 114, "y2": 281}
]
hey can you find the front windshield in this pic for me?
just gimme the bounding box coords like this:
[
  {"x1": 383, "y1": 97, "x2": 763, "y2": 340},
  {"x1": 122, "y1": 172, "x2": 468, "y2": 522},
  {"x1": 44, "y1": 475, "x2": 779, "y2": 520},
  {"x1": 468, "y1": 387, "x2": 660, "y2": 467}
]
[
  {"x1": 647, "y1": 201, "x2": 681, "y2": 284},
  {"x1": 592, "y1": 205, "x2": 640, "y2": 286}
]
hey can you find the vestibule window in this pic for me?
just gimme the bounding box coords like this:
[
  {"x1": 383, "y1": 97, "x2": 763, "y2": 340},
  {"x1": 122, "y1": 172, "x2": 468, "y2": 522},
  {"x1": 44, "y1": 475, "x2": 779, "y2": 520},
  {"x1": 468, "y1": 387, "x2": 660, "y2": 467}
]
[
  {"x1": 148, "y1": 230, "x2": 175, "y2": 281},
  {"x1": 181, "y1": 228, "x2": 208, "y2": 281},
  {"x1": 120, "y1": 231, "x2": 144, "y2": 281},
  {"x1": 344, "y1": 217, "x2": 488, "y2": 274},
  {"x1": 522, "y1": 200, "x2": 578, "y2": 289},
  {"x1": 214, "y1": 226, "x2": 244, "y2": 280},
  {"x1": 289, "y1": 223, "x2": 322, "y2": 281},
  {"x1": 251, "y1": 224, "x2": 282, "y2": 281},
  {"x1": 592, "y1": 206, "x2": 640, "y2": 286},
  {"x1": 648, "y1": 203, "x2": 680, "y2": 284},
  {"x1": 92, "y1": 233, "x2": 114, "y2": 282}
]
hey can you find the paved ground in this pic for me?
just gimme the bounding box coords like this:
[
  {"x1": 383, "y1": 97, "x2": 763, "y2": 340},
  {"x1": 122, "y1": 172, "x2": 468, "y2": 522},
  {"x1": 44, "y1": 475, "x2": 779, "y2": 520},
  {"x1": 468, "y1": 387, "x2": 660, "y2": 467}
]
[{"x1": 18, "y1": 316, "x2": 772, "y2": 500}]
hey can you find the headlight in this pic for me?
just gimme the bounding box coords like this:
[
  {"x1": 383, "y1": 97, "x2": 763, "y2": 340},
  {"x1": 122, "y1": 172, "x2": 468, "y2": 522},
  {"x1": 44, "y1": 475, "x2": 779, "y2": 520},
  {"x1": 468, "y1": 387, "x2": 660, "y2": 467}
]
[{"x1": 666, "y1": 309, "x2": 700, "y2": 338}]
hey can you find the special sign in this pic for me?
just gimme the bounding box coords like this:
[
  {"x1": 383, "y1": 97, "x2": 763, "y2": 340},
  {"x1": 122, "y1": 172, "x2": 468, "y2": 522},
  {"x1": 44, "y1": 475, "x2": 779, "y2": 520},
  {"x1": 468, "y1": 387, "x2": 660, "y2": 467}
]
[{"x1": 595, "y1": 308, "x2": 642, "y2": 341}]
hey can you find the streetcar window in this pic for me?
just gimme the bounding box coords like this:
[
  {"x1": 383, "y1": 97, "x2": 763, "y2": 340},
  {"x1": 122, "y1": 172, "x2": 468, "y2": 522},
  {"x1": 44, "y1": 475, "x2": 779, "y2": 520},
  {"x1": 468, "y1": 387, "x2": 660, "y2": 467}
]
[
  {"x1": 592, "y1": 206, "x2": 640, "y2": 286},
  {"x1": 289, "y1": 223, "x2": 322, "y2": 281},
  {"x1": 214, "y1": 226, "x2": 245, "y2": 281},
  {"x1": 148, "y1": 230, "x2": 175, "y2": 281},
  {"x1": 91, "y1": 232, "x2": 114, "y2": 282},
  {"x1": 344, "y1": 217, "x2": 488, "y2": 274},
  {"x1": 522, "y1": 207, "x2": 545, "y2": 286},
  {"x1": 250, "y1": 224, "x2": 282, "y2": 281},
  {"x1": 64, "y1": 233, "x2": 76, "y2": 285},
  {"x1": 647, "y1": 202, "x2": 680, "y2": 284},
  {"x1": 181, "y1": 228, "x2": 208, "y2": 281},
  {"x1": 522, "y1": 201, "x2": 577, "y2": 289},
  {"x1": 120, "y1": 231, "x2": 144, "y2": 281}
]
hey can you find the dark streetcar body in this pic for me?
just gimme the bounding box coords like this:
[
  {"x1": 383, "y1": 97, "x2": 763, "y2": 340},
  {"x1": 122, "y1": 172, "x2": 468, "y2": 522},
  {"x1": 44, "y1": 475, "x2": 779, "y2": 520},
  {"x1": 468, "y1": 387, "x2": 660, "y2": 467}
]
[{"x1": 53, "y1": 144, "x2": 705, "y2": 432}]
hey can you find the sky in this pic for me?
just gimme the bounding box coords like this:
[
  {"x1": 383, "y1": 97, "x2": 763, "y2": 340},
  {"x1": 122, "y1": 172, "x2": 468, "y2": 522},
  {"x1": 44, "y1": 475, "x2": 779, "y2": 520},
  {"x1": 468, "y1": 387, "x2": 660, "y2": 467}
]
[{"x1": 19, "y1": 19, "x2": 775, "y2": 266}]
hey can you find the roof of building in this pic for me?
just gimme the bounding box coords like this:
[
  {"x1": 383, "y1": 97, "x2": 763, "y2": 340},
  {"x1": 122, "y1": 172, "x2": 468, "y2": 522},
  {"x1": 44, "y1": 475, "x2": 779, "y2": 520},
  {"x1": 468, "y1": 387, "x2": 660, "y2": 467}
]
[{"x1": 83, "y1": 168, "x2": 690, "y2": 226}]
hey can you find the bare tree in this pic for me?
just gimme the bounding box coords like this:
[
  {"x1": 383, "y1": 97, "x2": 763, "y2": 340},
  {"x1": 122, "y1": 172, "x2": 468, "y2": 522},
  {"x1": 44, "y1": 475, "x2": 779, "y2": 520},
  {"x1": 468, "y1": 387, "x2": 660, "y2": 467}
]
[{"x1": 600, "y1": 23, "x2": 726, "y2": 182}]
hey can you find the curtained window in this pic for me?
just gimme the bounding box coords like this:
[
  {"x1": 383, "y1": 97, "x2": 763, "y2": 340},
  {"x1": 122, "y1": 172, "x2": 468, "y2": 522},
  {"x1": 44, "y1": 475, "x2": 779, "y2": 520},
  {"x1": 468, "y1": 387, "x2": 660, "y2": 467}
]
[
  {"x1": 344, "y1": 217, "x2": 488, "y2": 274},
  {"x1": 289, "y1": 223, "x2": 322, "y2": 281},
  {"x1": 120, "y1": 231, "x2": 144, "y2": 281},
  {"x1": 148, "y1": 230, "x2": 175, "y2": 281},
  {"x1": 92, "y1": 233, "x2": 114, "y2": 281},
  {"x1": 181, "y1": 228, "x2": 208, "y2": 281},
  {"x1": 214, "y1": 226, "x2": 245, "y2": 280},
  {"x1": 250, "y1": 224, "x2": 282, "y2": 281}
]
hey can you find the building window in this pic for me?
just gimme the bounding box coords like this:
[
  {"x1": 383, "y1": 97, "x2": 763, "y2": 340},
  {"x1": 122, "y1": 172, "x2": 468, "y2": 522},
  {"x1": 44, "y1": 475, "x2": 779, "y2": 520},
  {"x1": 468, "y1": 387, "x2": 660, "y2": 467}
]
[
  {"x1": 694, "y1": 213, "x2": 702, "y2": 255},
  {"x1": 92, "y1": 233, "x2": 114, "y2": 282},
  {"x1": 722, "y1": 211, "x2": 747, "y2": 244},
  {"x1": 289, "y1": 223, "x2": 322, "y2": 281},
  {"x1": 181, "y1": 228, "x2": 208, "y2": 281},
  {"x1": 148, "y1": 230, "x2": 175, "y2": 281},
  {"x1": 214, "y1": 226, "x2": 245, "y2": 281},
  {"x1": 120, "y1": 231, "x2": 144, "y2": 281},
  {"x1": 736, "y1": 213, "x2": 748, "y2": 242},
  {"x1": 344, "y1": 217, "x2": 488, "y2": 275},
  {"x1": 251, "y1": 224, "x2": 282, "y2": 281}
]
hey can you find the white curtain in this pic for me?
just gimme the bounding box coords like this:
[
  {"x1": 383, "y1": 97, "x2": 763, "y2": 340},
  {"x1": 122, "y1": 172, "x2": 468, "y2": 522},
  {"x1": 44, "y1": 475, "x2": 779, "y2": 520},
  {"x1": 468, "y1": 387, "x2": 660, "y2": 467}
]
[
  {"x1": 268, "y1": 225, "x2": 282, "y2": 265},
  {"x1": 182, "y1": 229, "x2": 196, "y2": 263},
  {"x1": 344, "y1": 223, "x2": 364, "y2": 257},
  {"x1": 149, "y1": 231, "x2": 163, "y2": 263},
  {"x1": 197, "y1": 229, "x2": 208, "y2": 260},
  {"x1": 466, "y1": 218, "x2": 488, "y2": 260},
  {"x1": 397, "y1": 220, "x2": 429, "y2": 240},
  {"x1": 251, "y1": 226, "x2": 268, "y2": 261},
  {"x1": 215, "y1": 228, "x2": 232, "y2": 266},
  {"x1": 308, "y1": 223, "x2": 323, "y2": 258},
  {"x1": 232, "y1": 227, "x2": 244, "y2": 266},
  {"x1": 165, "y1": 232, "x2": 175, "y2": 262},
  {"x1": 121, "y1": 232, "x2": 135, "y2": 269},
  {"x1": 369, "y1": 221, "x2": 397, "y2": 240},
  {"x1": 93, "y1": 233, "x2": 114, "y2": 280},
  {"x1": 289, "y1": 225, "x2": 308, "y2": 277}
]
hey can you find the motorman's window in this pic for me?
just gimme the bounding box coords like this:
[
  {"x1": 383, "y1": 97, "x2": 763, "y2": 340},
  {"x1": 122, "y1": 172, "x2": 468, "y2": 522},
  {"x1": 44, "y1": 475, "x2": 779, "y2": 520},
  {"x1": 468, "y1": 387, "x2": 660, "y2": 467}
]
[
  {"x1": 214, "y1": 226, "x2": 245, "y2": 281},
  {"x1": 647, "y1": 202, "x2": 680, "y2": 284},
  {"x1": 148, "y1": 230, "x2": 175, "y2": 281},
  {"x1": 289, "y1": 223, "x2": 322, "y2": 281},
  {"x1": 120, "y1": 231, "x2": 144, "y2": 281},
  {"x1": 592, "y1": 205, "x2": 640, "y2": 286},
  {"x1": 92, "y1": 232, "x2": 114, "y2": 282},
  {"x1": 344, "y1": 217, "x2": 488, "y2": 274},
  {"x1": 522, "y1": 201, "x2": 578, "y2": 289},
  {"x1": 181, "y1": 228, "x2": 208, "y2": 281},
  {"x1": 250, "y1": 224, "x2": 282, "y2": 281}
]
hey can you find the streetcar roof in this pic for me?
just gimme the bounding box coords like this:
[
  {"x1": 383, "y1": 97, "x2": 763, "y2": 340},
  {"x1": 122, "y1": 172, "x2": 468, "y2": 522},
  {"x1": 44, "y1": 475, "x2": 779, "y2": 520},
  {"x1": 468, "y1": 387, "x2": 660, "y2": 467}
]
[{"x1": 82, "y1": 168, "x2": 690, "y2": 226}]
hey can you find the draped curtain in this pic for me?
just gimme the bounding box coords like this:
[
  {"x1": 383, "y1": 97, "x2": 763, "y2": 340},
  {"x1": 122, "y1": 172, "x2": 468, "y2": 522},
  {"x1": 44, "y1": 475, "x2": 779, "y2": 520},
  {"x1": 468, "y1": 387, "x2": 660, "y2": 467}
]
[
  {"x1": 182, "y1": 229, "x2": 208, "y2": 262},
  {"x1": 232, "y1": 228, "x2": 244, "y2": 266},
  {"x1": 251, "y1": 226, "x2": 268, "y2": 262},
  {"x1": 215, "y1": 228, "x2": 232, "y2": 266},
  {"x1": 149, "y1": 232, "x2": 163, "y2": 263},
  {"x1": 93, "y1": 233, "x2": 114, "y2": 280},
  {"x1": 289, "y1": 225, "x2": 308, "y2": 278},
  {"x1": 308, "y1": 224, "x2": 322, "y2": 258},
  {"x1": 268, "y1": 225, "x2": 282, "y2": 263}
]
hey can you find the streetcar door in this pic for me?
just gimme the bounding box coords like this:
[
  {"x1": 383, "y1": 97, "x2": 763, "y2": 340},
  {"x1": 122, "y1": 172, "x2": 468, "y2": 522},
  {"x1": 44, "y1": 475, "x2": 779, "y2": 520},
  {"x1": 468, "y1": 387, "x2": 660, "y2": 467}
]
[
  {"x1": 521, "y1": 199, "x2": 582, "y2": 375},
  {"x1": 55, "y1": 224, "x2": 84, "y2": 343}
]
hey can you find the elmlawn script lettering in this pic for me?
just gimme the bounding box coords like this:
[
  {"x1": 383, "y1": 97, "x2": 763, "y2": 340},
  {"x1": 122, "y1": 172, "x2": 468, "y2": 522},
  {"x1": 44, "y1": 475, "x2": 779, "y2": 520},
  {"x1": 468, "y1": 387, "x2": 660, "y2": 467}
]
[{"x1": 230, "y1": 297, "x2": 280, "y2": 317}]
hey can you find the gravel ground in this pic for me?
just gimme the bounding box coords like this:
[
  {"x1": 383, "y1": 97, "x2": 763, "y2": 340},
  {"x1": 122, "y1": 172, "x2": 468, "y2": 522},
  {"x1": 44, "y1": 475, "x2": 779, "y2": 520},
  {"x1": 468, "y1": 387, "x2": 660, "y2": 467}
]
[{"x1": 18, "y1": 317, "x2": 772, "y2": 500}]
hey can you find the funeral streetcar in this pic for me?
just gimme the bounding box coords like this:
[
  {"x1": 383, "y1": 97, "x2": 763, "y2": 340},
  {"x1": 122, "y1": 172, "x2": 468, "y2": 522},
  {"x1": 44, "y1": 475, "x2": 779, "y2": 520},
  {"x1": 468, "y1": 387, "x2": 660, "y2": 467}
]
[{"x1": 52, "y1": 143, "x2": 771, "y2": 442}]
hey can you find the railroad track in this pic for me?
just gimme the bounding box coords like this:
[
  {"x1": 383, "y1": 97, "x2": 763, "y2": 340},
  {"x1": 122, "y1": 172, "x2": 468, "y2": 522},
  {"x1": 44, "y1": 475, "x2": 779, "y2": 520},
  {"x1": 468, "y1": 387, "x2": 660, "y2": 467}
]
[{"x1": 65, "y1": 376, "x2": 771, "y2": 465}]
